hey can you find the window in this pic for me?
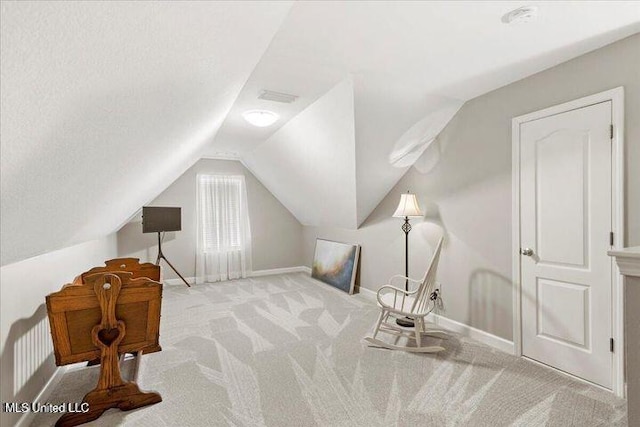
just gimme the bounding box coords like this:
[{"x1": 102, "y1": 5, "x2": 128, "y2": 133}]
[
  {"x1": 196, "y1": 175, "x2": 252, "y2": 282},
  {"x1": 199, "y1": 175, "x2": 243, "y2": 253}
]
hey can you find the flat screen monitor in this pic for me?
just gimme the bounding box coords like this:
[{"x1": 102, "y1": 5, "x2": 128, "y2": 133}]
[{"x1": 142, "y1": 207, "x2": 181, "y2": 233}]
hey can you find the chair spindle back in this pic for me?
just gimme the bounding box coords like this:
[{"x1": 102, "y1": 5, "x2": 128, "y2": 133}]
[{"x1": 410, "y1": 237, "x2": 444, "y2": 315}]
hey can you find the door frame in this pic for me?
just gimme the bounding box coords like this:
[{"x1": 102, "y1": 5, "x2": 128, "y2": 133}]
[{"x1": 511, "y1": 87, "x2": 625, "y2": 397}]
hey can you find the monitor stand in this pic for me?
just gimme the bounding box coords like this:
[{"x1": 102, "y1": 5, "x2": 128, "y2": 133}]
[{"x1": 155, "y1": 232, "x2": 190, "y2": 287}]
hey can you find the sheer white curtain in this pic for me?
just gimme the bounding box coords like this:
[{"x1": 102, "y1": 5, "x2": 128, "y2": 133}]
[{"x1": 196, "y1": 175, "x2": 252, "y2": 283}]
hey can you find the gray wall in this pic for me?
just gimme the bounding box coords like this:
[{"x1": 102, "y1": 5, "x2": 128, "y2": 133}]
[
  {"x1": 118, "y1": 159, "x2": 304, "y2": 278},
  {"x1": 304, "y1": 33, "x2": 640, "y2": 341}
]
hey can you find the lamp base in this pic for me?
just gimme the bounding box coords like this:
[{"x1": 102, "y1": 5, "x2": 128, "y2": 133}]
[{"x1": 396, "y1": 317, "x2": 415, "y2": 328}]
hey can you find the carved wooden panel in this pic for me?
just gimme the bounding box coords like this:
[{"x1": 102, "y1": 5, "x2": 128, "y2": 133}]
[
  {"x1": 80, "y1": 258, "x2": 160, "y2": 283},
  {"x1": 46, "y1": 271, "x2": 162, "y2": 366}
]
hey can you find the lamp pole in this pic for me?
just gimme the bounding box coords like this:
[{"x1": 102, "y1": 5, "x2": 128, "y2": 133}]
[
  {"x1": 393, "y1": 191, "x2": 422, "y2": 328},
  {"x1": 396, "y1": 216, "x2": 415, "y2": 327},
  {"x1": 402, "y1": 216, "x2": 411, "y2": 290},
  {"x1": 155, "y1": 231, "x2": 190, "y2": 287}
]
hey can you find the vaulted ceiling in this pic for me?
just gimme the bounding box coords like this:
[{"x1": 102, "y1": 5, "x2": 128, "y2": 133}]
[
  {"x1": 206, "y1": 1, "x2": 640, "y2": 228},
  {"x1": 0, "y1": 1, "x2": 294, "y2": 265},
  {"x1": 2, "y1": 1, "x2": 639, "y2": 265}
]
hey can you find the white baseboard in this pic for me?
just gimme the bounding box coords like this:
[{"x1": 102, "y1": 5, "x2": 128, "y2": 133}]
[
  {"x1": 355, "y1": 286, "x2": 514, "y2": 355},
  {"x1": 299, "y1": 266, "x2": 312, "y2": 275},
  {"x1": 163, "y1": 266, "x2": 310, "y2": 285},
  {"x1": 251, "y1": 266, "x2": 309, "y2": 277},
  {"x1": 356, "y1": 285, "x2": 377, "y2": 302},
  {"x1": 164, "y1": 276, "x2": 196, "y2": 285},
  {"x1": 16, "y1": 365, "x2": 69, "y2": 427},
  {"x1": 426, "y1": 313, "x2": 515, "y2": 354}
]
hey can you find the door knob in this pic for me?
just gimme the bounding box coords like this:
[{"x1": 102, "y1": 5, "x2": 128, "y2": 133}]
[{"x1": 521, "y1": 248, "x2": 534, "y2": 256}]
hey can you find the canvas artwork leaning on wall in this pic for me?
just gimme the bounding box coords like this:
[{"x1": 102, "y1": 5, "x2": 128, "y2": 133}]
[{"x1": 312, "y1": 238, "x2": 360, "y2": 294}]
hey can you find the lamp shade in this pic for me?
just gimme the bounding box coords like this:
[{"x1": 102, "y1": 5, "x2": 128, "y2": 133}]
[{"x1": 393, "y1": 193, "x2": 423, "y2": 218}]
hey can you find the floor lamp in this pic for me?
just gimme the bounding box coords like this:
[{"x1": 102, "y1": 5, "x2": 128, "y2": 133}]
[
  {"x1": 142, "y1": 206, "x2": 191, "y2": 287},
  {"x1": 393, "y1": 191, "x2": 424, "y2": 327}
]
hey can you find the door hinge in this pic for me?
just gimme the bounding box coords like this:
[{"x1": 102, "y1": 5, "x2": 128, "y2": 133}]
[
  {"x1": 610, "y1": 124, "x2": 614, "y2": 140},
  {"x1": 610, "y1": 232, "x2": 614, "y2": 246},
  {"x1": 610, "y1": 338, "x2": 615, "y2": 353}
]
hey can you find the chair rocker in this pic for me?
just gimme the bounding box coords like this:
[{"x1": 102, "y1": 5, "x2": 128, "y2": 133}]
[{"x1": 364, "y1": 237, "x2": 447, "y2": 353}]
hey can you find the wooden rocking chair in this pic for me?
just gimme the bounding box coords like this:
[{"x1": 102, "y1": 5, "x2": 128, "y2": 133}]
[{"x1": 364, "y1": 237, "x2": 446, "y2": 353}]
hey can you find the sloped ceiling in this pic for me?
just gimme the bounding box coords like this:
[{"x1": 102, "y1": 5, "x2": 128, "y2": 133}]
[
  {"x1": 244, "y1": 79, "x2": 357, "y2": 228},
  {"x1": 0, "y1": 1, "x2": 293, "y2": 266},
  {"x1": 2, "y1": 1, "x2": 639, "y2": 265},
  {"x1": 206, "y1": 1, "x2": 640, "y2": 228}
]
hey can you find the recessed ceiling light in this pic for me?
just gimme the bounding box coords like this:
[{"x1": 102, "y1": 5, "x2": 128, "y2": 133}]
[
  {"x1": 502, "y1": 6, "x2": 538, "y2": 24},
  {"x1": 242, "y1": 110, "x2": 279, "y2": 127}
]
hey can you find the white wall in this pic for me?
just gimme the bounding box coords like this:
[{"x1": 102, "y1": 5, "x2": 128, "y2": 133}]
[
  {"x1": 0, "y1": 235, "x2": 117, "y2": 427},
  {"x1": 117, "y1": 159, "x2": 304, "y2": 279},
  {"x1": 0, "y1": 1, "x2": 293, "y2": 267},
  {"x1": 303, "y1": 33, "x2": 640, "y2": 342},
  {"x1": 243, "y1": 78, "x2": 358, "y2": 229}
]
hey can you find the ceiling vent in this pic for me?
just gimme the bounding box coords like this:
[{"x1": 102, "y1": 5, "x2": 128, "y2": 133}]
[
  {"x1": 502, "y1": 6, "x2": 538, "y2": 24},
  {"x1": 258, "y1": 90, "x2": 299, "y2": 103}
]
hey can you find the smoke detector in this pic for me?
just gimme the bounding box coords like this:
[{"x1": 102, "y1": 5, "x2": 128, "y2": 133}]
[
  {"x1": 502, "y1": 6, "x2": 538, "y2": 24},
  {"x1": 258, "y1": 90, "x2": 298, "y2": 104}
]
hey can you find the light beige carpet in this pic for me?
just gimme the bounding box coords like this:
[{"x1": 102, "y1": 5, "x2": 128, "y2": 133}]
[{"x1": 31, "y1": 273, "x2": 626, "y2": 426}]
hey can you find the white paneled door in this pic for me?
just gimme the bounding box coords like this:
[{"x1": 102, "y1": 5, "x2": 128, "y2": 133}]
[{"x1": 519, "y1": 101, "x2": 613, "y2": 389}]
